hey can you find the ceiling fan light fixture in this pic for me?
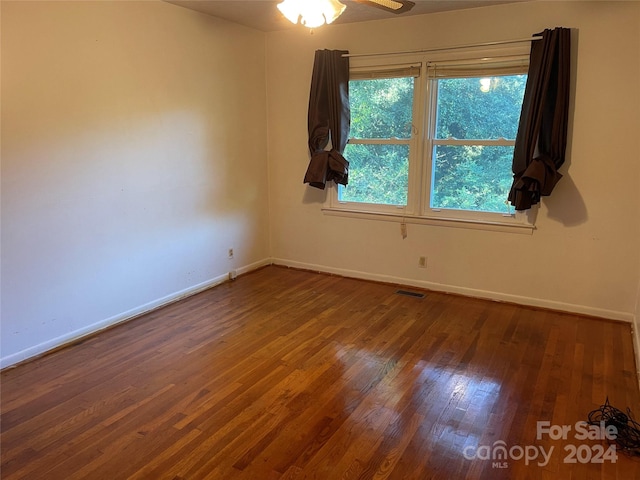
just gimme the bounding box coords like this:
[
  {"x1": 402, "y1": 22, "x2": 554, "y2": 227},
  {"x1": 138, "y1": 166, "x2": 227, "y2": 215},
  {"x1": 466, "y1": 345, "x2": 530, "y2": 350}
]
[{"x1": 277, "y1": 0, "x2": 347, "y2": 28}]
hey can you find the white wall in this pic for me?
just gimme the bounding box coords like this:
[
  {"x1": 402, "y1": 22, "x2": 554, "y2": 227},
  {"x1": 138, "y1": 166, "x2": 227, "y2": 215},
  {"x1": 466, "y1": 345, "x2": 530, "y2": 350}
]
[
  {"x1": 266, "y1": 1, "x2": 640, "y2": 321},
  {"x1": 635, "y1": 257, "x2": 640, "y2": 385},
  {"x1": 1, "y1": 1, "x2": 270, "y2": 366}
]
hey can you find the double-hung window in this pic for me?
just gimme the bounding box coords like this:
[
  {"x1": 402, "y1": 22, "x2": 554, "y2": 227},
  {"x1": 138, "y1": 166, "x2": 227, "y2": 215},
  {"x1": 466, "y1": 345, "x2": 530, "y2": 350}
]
[
  {"x1": 339, "y1": 65, "x2": 420, "y2": 213},
  {"x1": 326, "y1": 50, "x2": 533, "y2": 231}
]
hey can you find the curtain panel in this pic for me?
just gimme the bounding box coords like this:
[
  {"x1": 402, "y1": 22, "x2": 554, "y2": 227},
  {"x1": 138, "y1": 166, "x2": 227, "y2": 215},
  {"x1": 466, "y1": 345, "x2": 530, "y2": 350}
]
[
  {"x1": 509, "y1": 28, "x2": 571, "y2": 211},
  {"x1": 304, "y1": 49, "x2": 350, "y2": 189}
]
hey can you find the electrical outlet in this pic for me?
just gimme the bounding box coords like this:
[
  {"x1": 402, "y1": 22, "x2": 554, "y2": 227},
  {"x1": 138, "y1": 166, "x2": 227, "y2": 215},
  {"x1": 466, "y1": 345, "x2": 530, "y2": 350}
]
[
  {"x1": 228, "y1": 248, "x2": 234, "y2": 259},
  {"x1": 418, "y1": 256, "x2": 427, "y2": 268}
]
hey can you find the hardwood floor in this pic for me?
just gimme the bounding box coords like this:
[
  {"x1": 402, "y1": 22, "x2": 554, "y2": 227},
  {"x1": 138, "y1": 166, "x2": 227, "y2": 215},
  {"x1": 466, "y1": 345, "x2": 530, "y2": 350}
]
[{"x1": 2, "y1": 266, "x2": 639, "y2": 479}]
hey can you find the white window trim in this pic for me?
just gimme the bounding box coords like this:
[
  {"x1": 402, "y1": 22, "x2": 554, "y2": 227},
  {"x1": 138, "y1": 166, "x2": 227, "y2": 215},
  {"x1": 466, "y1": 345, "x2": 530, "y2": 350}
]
[
  {"x1": 323, "y1": 47, "x2": 536, "y2": 234},
  {"x1": 322, "y1": 206, "x2": 536, "y2": 234}
]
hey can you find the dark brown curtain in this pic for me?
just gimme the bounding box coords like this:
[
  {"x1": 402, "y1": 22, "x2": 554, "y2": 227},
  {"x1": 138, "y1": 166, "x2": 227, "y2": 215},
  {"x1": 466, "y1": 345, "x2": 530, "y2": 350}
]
[
  {"x1": 303, "y1": 49, "x2": 350, "y2": 189},
  {"x1": 508, "y1": 28, "x2": 571, "y2": 211}
]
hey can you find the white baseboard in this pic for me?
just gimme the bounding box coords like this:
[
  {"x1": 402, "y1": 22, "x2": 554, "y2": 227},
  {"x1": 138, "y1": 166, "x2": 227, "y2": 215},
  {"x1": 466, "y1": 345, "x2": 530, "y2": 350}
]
[
  {"x1": 271, "y1": 258, "x2": 634, "y2": 323},
  {"x1": 2, "y1": 256, "x2": 633, "y2": 370},
  {"x1": 0, "y1": 258, "x2": 272, "y2": 369}
]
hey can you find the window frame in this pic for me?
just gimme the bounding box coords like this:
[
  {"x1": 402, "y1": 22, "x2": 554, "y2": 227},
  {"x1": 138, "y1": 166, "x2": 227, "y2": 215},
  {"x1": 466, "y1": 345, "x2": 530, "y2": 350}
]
[
  {"x1": 324, "y1": 47, "x2": 537, "y2": 233},
  {"x1": 335, "y1": 63, "x2": 423, "y2": 216}
]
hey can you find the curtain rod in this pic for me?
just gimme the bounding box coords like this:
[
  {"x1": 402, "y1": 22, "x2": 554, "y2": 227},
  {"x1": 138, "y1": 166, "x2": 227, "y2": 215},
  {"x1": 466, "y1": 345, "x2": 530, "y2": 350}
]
[{"x1": 342, "y1": 36, "x2": 543, "y2": 59}]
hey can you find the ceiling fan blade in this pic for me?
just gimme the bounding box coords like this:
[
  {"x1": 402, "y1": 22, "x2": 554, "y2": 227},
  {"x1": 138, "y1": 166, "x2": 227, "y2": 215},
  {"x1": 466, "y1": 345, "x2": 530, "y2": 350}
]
[{"x1": 354, "y1": 0, "x2": 415, "y2": 14}]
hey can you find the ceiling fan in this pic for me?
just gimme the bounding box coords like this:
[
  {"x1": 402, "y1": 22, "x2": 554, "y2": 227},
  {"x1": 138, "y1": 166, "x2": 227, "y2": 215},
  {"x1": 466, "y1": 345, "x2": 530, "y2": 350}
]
[
  {"x1": 277, "y1": 0, "x2": 415, "y2": 29},
  {"x1": 354, "y1": 0, "x2": 415, "y2": 15}
]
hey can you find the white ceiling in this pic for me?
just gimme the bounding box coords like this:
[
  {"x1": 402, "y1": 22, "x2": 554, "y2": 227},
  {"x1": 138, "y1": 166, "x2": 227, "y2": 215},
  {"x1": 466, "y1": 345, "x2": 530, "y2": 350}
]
[{"x1": 166, "y1": 1, "x2": 527, "y2": 32}]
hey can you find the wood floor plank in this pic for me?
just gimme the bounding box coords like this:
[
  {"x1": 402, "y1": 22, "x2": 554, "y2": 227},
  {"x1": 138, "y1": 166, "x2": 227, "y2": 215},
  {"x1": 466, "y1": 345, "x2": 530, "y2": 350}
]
[{"x1": 2, "y1": 266, "x2": 640, "y2": 479}]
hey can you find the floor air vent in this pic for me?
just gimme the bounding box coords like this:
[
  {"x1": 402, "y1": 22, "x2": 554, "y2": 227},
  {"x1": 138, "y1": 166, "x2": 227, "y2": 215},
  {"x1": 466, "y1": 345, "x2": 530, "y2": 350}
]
[{"x1": 395, "y1": 289, "x2": 425, "y2": 298}]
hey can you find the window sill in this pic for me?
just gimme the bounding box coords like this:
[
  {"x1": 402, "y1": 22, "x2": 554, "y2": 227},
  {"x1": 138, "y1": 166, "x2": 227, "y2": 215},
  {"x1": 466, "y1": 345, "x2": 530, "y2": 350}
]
[{"x1": 321, "y1": 207, "x2": 535, "y2": 235}]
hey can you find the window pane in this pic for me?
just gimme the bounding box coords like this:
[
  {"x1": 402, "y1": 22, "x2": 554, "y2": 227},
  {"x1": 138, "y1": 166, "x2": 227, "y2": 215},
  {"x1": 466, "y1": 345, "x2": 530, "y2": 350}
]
[
  {"x1": 431, "y1": 145, "x2": 514, "y2": 213},
  {"x1": 435, "y1": 75, "x2": 526, "y2": 140},
  {"x1": 340, "y1": 143, "x2": 408, "y2": 205},
  {"x1": 349, "y1": 77, "x2": 414, "y2": 139}
]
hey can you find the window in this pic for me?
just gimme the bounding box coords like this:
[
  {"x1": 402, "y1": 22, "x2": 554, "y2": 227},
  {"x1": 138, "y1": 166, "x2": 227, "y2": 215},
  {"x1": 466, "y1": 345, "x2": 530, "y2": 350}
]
[
  {"x1": 339, "y1": 66, "x2": 419, "y2": 210},
  {"x1": 327, "y1": 51, "x2": 533, "y2": 231}
]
